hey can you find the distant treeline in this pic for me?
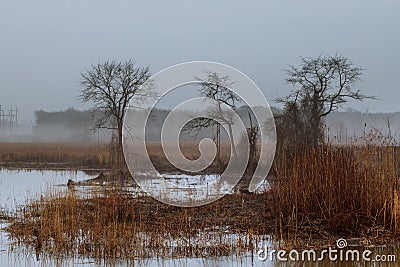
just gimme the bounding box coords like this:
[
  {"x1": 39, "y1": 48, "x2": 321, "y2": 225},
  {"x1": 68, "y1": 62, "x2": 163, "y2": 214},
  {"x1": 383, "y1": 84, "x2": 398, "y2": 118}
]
[
  {"x1": 33, "y1": 108, "x2": 106, "y2": 142},
  {"x1": 35, "y1": 109, "x2": 93, "y2": 126},
  {"x1": 30, "y1": 107, "x2": 400, "y2": 144}
]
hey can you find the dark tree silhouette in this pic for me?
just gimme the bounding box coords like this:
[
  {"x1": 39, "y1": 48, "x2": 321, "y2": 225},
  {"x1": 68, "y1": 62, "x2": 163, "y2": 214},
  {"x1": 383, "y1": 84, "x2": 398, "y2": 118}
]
[
  {"x1": 80, "y1": 59, "x2": 152, "y2": 153},
  {"x1": 276, "y1": 54, "x2": 374, "y2": 147}
]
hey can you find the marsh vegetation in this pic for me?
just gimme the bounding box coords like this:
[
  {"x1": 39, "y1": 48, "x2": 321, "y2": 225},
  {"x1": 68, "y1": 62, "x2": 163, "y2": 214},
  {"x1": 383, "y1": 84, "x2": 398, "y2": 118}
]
[{"x1": 2, "y1": 55, "x2": 399, "y2": 266}]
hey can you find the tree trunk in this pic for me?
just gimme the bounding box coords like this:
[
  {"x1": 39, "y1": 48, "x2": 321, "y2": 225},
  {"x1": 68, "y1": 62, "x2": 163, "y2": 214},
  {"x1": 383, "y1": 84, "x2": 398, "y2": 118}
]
[
  {"x1": 216, "y1": 123, "x2": 221, "y2": 169},
  {"x1": 117, "y1": 121, "x2": 123, "y2": 166},
  {"x1": 227, "y1": 124, "x2": 237, "y2": 159},
  {"x1": 117, "y1": 123, "x2": 123, "y2": 151},
  {"x1": 311, "y1": 94, "x2": 321, "y2": 147}
]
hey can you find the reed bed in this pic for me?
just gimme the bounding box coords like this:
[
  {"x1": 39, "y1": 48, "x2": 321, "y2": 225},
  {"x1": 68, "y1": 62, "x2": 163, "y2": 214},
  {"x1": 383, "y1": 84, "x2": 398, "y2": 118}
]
[
  {"x1": 273, "y1": 144, "x2": 400, "y2": 247},
  {"x1": 4, "y1": 141, "x2": 400, "y2": 260},
  {"x1": 6, "y1": 189, "x2": 272, "y2": 260}
]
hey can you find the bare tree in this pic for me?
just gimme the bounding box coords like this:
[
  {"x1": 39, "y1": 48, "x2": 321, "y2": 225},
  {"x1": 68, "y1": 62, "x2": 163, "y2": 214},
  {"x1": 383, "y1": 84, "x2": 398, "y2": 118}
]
[
  {"x1": 183, "y1": 71, "x2": 241, "y2": 166},
  {"x1": 276, "y1": 54, "x2": 375, "y2": 147},
  {"x1": 80, "y1": 59, "x2": 152, "y2": 153}
]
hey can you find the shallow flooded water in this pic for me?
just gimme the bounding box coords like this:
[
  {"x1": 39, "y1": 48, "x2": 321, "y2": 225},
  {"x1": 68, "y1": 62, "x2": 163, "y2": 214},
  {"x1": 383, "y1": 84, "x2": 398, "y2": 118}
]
[
  {"x1": 0, "y1": 170, "x2": 399, "y2": 266},
  {"x1": 0, "y1": 170, "x2": 94, "y2": 266},
  {"x1": 0, "y1": 169, "x2": 92, "y2": 210}
]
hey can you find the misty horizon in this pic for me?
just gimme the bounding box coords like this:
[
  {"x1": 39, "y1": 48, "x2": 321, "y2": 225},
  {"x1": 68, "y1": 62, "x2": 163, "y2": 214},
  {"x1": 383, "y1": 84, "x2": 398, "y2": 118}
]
[{"x1": 1, "y1": 105, "x2": 400, "y2": 144}]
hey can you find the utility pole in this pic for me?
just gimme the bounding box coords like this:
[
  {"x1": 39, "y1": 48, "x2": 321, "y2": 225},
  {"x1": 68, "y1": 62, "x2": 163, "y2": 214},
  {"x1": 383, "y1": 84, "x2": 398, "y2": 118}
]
[
  {"x1": 0, "y1": 105, "x2": 19, "y2": 128},
  {"x1": 13, "y1": 107, "x2": 19, "y2": 127},
  {"x1": 1, "y1": 105, "x2": 5, "y2": 127},
  {"x1": 8, "y1": 110, "x2": 12, "y2": 127}
]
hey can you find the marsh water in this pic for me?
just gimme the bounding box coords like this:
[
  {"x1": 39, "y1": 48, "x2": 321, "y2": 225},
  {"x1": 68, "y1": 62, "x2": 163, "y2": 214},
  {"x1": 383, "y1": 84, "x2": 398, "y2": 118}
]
[{"x1": 0, "y1": 170, "x2": 398, "y2": 266}]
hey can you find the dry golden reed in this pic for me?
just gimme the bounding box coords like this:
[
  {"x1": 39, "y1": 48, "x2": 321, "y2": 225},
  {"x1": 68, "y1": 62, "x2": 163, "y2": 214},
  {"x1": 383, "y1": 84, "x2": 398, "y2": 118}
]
[
  {"x1": 273, "y1": 144, "x2": 400, "y2": 247},
  {"x1": 7, "y1": 188, "x2": 271, "y2": 260}
]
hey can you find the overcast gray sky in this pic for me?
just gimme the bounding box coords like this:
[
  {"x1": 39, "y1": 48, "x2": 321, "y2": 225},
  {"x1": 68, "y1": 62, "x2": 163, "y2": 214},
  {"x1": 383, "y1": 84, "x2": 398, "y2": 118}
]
[{"x1": 0, "y1": 0, "x2": 399, "y2": 123}]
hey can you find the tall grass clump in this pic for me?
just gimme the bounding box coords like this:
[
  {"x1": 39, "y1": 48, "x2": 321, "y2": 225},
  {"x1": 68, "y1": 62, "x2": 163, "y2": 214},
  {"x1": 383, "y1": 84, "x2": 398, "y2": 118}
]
[
  {"x1": 273, "y1": 143, "x2": 400, "y2": 246},
  {"x1": 6, "y1": 188, "x2": 272, "y2": 261}
]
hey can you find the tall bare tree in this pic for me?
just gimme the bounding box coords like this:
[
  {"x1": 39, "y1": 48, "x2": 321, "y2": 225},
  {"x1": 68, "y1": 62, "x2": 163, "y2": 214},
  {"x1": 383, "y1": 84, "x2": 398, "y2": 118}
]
[
  {"x1": 80, "y1": 59, "x2": 151, "y2": 152},
  {"x1": 183, "y1": 71, "x2": 241, "y2": 166},
  {"x1": 276, "y1": 54, "x2": 374, "y2": 147}
]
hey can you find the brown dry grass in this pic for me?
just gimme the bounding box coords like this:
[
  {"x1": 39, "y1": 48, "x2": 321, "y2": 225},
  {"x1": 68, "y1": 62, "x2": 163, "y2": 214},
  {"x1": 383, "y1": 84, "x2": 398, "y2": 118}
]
[
  {"x1": 273, "y1": 144, "x2": 400, "y2": 248},
  {"x1": 5, "y1": 140, "x2": 400, "y2": 259},
  {"x1": 0, "y1": 142, "x2": 231, "y2": 172},
  {"x1": 0, "y1": 142, "x2": 113, "y2": 169},
  {"x1": 7, "y1": 189, "x2": 272, "y2": 260},
  {"x1": 146, "y1": 142, "x2": 231, "y2": 173}
]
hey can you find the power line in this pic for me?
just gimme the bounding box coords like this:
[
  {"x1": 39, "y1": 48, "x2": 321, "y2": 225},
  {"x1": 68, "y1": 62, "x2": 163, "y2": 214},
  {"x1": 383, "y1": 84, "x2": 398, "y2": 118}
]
[{"x1": 0, "y1": 105, "x2": 19, "y2": 128}]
